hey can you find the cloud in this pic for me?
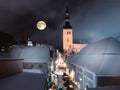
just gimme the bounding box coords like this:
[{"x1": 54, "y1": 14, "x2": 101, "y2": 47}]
[{"x1": 0, "y1": 0, "x2": 120, "y2": 50}]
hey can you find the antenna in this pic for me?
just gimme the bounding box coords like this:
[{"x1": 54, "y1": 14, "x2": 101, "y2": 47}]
[
  {"x1": 66, "y1": 0, "x2": 69, "y2": 7},
  {"x1": 66, "y1": 0, "x2": 69, "y2": 13}
]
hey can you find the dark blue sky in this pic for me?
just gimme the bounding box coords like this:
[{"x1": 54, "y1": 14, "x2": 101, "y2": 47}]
[{"x1": 0, "y1": 0, "x2": 120, "y2": 50}]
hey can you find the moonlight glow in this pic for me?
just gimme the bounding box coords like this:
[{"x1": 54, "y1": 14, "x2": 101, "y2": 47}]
[{"x1": 36, "y1": 21, "x2": 46, "y2": 30}]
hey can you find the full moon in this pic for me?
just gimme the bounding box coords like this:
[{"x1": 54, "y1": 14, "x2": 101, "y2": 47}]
[{"x1": 36, "y1": 21, "x2": 46, "y2": 30}]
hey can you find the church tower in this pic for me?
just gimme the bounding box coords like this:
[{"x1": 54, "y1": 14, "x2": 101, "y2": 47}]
[{"x1": 63, "y1": 5, "x2": 73, "y2": 52}]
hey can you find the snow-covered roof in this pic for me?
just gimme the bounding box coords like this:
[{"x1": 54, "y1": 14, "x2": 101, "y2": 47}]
[
  {"x1": 67, "y1": 37, "x2": 120, "y2": 76},
  {"x1": 0, "y1": 45, "x2": 50, "y2": 63}
]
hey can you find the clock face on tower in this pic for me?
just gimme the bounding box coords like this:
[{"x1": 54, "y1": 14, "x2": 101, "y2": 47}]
[{"x1": 36, "y1": 21, "x2": 46, "y2": 30}]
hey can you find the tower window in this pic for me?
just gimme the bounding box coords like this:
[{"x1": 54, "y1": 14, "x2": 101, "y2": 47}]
[
  {"x1": 67, "y1": 39, "x2": 69, "y2": 42},
  {"x1": 67, "y1": 31, "x2": 71, "y2": 34}
]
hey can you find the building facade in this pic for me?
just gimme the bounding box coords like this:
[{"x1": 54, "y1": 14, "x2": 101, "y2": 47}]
[
  {"x1": 66, "y1": 37, "x2": 120, "y2": 89},
  {"x1": 62, "y1": 6, "x2": 86, "y2": 54}
]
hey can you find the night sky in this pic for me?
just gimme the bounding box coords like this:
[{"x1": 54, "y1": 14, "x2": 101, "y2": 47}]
[{"x1": 0, "y1": 0, "x2": 120, "y2": 50}]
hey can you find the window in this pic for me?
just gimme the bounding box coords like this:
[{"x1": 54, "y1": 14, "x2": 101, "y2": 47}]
[
  {"x1": 67, "y1": 39, "x2": 69, "y2": 42},
  {"x1": 85, "y1": 83, "x2": 89, "y2": 88},
  {"x1": 67, "y1": 31, "x2": 71, "y2": 34}
]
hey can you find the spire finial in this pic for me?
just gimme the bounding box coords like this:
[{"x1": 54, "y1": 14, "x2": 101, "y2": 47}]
[
  {"x1": 63, "y1": 0, "x2": 72, "y2": 29},
  {"x1": 66, "y1": 0, "x2": 69, "y2": 14}
]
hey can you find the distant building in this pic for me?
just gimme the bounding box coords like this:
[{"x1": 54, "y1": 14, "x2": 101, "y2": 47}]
[
  {"x1": 27, "y1": 38, "x2": 33, "y2": 46},
  {"x1": 0, "y1": 42, "x2": 55, "y2": 74},
  {"x1": 62, "y1": 6, "x2": 87, "y2": 54},
  {"x1": 66, "y1": 37, "x2": 120, "y2": 89},
  {"x1": 11, "y1": 45, "x2": 51, "y2": 74}
]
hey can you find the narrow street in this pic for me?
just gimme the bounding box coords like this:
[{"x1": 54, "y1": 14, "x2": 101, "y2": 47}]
[{"x1": 47, "y1": 52, "x2": 77, "y2": 90}]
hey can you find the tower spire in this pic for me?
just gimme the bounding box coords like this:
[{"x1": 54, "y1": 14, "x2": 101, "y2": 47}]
[{"x1": 63, "y1": 0, "x2": 72, "y2": 29}]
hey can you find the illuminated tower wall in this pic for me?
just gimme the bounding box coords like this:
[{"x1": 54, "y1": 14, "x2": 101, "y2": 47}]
[
  {"x1": 63, "y1": 7, "x2": 73, "y2": 52},
  {"x1": 63, "y1": 29, "x2": 73, "y2": 52}
]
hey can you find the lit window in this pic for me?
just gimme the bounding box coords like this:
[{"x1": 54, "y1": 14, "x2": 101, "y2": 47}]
[
  {"x1": 67, "y1": 39, "x2": 69, "y2": 42},
  {"x1": 67, "y1": 31, "x2": 71, "y2": 34}
]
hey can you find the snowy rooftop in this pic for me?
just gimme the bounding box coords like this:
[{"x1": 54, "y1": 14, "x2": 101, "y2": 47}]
[{"x1": 67, "y1": 37, "x2": 120, "y2": 76}]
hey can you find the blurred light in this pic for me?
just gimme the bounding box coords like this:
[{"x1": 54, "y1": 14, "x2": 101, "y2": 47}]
[
  {"x1": 70, "y1": 69, "x2": 75, "y2": 80},
  {"x1": 84, "y1": 87, "x2": 87, "y2": 90},
  {"x1": 79, "y1": 77, "x2": 82, "y2": 81}
]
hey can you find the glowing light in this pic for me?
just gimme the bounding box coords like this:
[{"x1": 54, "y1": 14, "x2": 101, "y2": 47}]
[
  {"x1": 66, "y1": 69, "x2": 69, "y2": 74},
  {"x1": 79, "y1": 77, "x2": 82, "y2": 81},
  {"x1": 36, "y1": 21, "x2": 46, "y2": 30},
  {"x1": 50, "y1": 65, "x2": 54, "y2": 71},
  {"x1": 70, "y1": 69, "x2": 75, "y2": 80}
]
